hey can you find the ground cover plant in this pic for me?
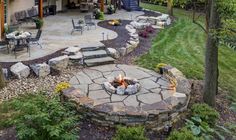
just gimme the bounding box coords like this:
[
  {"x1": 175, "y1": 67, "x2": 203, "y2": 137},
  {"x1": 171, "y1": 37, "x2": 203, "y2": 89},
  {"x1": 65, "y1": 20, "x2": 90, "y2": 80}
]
[
  {"x1": 0, "y1": 92, "x2": 79, "y2": 140},
  {"x1": 112, "y1": 126, "x2": 148, "y2": 140}
]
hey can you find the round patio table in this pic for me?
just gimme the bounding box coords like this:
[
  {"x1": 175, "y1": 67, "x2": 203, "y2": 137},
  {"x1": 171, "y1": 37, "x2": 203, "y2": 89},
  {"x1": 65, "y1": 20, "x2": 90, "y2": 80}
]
[{"x1": 6, "y1": 31, "x2": 31, "y2": 51}]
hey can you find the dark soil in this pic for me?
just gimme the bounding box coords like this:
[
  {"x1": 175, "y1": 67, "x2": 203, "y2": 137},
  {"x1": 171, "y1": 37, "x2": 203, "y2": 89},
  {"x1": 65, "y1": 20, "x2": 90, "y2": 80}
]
[
  {"x1": 142, "y1": 9, "x2": 162, "y2": 17},
  {"x1": 98, "y1": 20, "x2": 131, "y2": 49}
]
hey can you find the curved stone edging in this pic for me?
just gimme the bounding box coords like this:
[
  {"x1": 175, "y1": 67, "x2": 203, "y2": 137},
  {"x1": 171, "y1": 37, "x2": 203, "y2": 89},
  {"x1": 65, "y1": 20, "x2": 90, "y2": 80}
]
[{"x1": 63, "y1": 64, "x2": 191, "y2": 130}]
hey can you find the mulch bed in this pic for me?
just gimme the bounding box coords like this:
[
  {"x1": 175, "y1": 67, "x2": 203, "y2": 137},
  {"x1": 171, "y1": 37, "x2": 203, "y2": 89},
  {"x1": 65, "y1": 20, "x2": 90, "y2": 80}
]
[
  {"x1": 0, "y1": 48, "x2": 66, "y2": 69},
  {"x1": 98, "y1": 20, "x2": 132, "y2": 49}
]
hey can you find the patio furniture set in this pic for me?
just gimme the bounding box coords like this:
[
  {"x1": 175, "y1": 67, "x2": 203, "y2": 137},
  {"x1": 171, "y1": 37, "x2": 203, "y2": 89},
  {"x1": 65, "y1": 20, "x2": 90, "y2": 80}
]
[
  {"x1": 0, "y1": 30, "x2": 42, "y2": 59},
  {"x1": 71, "y1": 15, "x2": 96, "y2": 35},
  {"x1": 11, "y1": 7, "x2": 38, "y2": 25}
]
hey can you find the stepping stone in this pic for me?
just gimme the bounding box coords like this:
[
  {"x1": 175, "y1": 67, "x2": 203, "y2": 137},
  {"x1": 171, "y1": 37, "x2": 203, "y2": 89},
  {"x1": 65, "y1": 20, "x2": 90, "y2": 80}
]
[
  {"x1": 84, "y1": 57, "x2": 115, "y2": 67},
  {"x1": 80, "y1": 46, "x2": 106, "y2": 51},
  {"x1": 83, "y1": 50, "x2": 108, "y2": 59}
]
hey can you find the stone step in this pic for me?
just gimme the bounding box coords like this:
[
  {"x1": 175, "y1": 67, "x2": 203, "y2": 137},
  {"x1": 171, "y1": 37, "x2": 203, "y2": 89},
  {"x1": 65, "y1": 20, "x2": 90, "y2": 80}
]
[
  {"x1": 84, "y1": 57, "x2": 115, "y2": 67},
  {"x1": 82, "y1": 50, "x2": 108, "y2": 59},
  {"x1": 80, "y1": 46, "x2": 106, "y2": 52}
]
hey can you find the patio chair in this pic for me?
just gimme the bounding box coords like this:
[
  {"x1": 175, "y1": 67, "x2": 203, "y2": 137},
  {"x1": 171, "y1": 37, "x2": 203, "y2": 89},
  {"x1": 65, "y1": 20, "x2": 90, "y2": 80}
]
[
  {"x1": 0, "y1": 40, "x2": 10, "y2": 53},
  {"x1": 71, "y1": 19, "x2": 83, "y2": 35},
  {"x1": 84, "y1": 15, "x2": 96, "y2": 30},
  {"x1": 27, "y1": 30, "x2": 42, "y2": 48}
]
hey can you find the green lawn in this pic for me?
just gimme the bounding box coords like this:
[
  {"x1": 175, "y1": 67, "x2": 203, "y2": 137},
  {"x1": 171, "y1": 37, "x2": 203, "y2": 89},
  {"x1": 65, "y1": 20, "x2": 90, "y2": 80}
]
[{"x1": 137, "y1": 3, "x2": 236, "y2": 99}]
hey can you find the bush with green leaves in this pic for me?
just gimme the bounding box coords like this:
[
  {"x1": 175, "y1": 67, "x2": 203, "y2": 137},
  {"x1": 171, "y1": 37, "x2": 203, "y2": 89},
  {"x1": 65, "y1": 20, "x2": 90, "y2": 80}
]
[
  {"x1": 191, "y1": 103, "x2": 219, "y2": 126},
  {"x1": 113, "y1": 126, "x2": 148, "y2": 140},
  {"x1": 0, "y1": 93, "x2": 79, "y2": 140},
  {"x1": 167, "y1": 127, "x2": 203, "y2": 140}
]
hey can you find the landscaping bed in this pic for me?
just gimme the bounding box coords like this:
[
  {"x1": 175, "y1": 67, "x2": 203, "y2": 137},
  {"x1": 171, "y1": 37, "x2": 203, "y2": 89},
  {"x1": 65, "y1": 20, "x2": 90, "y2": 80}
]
[{"x1": 98, "y1": 20, "x2": 131, "y2": 49}]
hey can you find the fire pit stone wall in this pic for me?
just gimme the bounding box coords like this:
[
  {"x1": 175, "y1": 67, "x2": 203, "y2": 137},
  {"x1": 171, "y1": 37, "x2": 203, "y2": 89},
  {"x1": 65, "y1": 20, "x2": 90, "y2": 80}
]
[{"x1": 64, "y1": 64, "x2": 191, "y2": 130}]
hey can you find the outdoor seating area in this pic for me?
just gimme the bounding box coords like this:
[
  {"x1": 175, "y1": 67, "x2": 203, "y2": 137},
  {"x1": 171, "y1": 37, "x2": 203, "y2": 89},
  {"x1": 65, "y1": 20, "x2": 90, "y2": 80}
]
[{"x1": 0, "y1": 9, "x2": 143, "y2": 62}]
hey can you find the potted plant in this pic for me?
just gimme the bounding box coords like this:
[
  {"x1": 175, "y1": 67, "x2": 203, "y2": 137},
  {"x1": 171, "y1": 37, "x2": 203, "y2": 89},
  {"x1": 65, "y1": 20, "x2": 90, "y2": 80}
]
[
  {"x1": 107, "y1": 5, "x2": 115, "y2": 14},
  {"x1": 93, "y1": 8, "x2": 105, "y2": 20},
  {"x1": 33, "y1": 18, "x2": 44, "y2": 29}
]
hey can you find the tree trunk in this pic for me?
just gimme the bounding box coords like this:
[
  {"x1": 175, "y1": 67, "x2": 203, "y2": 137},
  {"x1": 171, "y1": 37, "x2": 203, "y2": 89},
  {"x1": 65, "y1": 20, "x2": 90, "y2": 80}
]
[
  {"x1": 0, "y1": 65, "x2": 5, "y2": 89},
  {"x1": 167, "y1": 0, "x2": 173, "y2": 16},
  {"x1": 203, "y1": 0, "x2": 220, "y2": 107}
]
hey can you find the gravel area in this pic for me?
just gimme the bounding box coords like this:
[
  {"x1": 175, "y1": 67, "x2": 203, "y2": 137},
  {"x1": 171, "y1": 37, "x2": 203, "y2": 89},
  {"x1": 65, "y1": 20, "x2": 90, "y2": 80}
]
[{"x1": 0, "y1": 65, "x2": 83, "y2": 102}]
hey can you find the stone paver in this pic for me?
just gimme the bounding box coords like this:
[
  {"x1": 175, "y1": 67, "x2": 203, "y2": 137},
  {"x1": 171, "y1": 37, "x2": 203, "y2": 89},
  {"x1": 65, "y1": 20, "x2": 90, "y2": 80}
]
[
  {"x1": 123, "y1": 95, "x2": 139, "y2": 106},
  {"x1": 75, "y1": 72, "x2": 93, "y2": 84},
  {"x1": 138, "y1": 93, "x2": 162, "y2": 104},
  {"x1": 117, "y1": 65, "x2": 151, "y2": 79},
  {"x1": 139, "y1": 78, "x2": 160, "y2": 90}
]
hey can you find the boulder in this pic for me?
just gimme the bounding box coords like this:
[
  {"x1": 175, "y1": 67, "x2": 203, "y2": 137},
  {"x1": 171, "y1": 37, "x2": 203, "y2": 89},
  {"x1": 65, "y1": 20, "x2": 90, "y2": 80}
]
[
  {"x1": 48, "y1": 55, "x2": 69, "y2": 70},
  {"x1": 147, "y1": 17, "x2": 157, "y2": 25},
  {"x1": 63, "y1": 46, "x2": 81, "y2": 55},
  {"x1": 10, "y1": 62, "x2": 30, "y2": 79},
  {"x1": 106, "y1": 48, "x2": 120, "y2": 59},
  {"x1": 30, "y1": 63, "x2": 50, "y2": 77},
  {"x1": 119, "y1": 47, "x2": 127, "y2": 56},
  {"x1": 136, "y1": 16, "x2": 148, "y2": 23},
  {"x1": 132, "y1": 21, "x2": 151, "y2": 29},
  {"x1": 2, "y1": 68, "x2": 9, "y2": 80}
]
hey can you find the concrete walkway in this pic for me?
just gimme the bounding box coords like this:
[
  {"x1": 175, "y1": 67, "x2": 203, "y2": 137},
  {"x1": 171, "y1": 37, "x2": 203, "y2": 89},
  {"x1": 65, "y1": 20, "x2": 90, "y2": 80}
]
[{"x1": 0, "y1": 9, "x2": 144, "y2": 62}]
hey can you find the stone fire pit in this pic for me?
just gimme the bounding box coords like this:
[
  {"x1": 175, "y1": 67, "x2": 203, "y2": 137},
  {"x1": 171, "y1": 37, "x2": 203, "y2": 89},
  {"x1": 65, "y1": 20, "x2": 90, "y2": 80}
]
[
  {"x1": 65, "y1": 64, "x2": 191, "y2": 130},
  {"x1": 103, "y1": 75, "x2": 141, "y2": 95}
]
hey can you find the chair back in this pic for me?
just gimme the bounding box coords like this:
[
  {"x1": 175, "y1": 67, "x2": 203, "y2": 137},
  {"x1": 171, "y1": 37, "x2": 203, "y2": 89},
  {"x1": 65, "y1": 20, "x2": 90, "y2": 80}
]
[
  {"x1": 72, "y1": 19, "x2": 76, "y2": 28},
  {"x1": 36, "y1": 30, "x2": 42, "y2": 40},
  {"x1": 84, "y1": 15, "x2": 92, "y2": 23}
]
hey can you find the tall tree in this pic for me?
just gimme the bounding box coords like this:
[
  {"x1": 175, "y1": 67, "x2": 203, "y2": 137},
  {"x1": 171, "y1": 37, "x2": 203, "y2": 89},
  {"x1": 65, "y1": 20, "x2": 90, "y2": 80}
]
[
  {"x1": 203, "y1": 0, "x2": 236, "y2": 106},
  {"x1": 167, "y1": 0, "x2": 174, "y2": 16},
  {"x1": 0, "y1": 65, "x2": 5, "y2": 89},
  {"x1": 203, "y1": 0, "x2": 220, "y2": 106}
]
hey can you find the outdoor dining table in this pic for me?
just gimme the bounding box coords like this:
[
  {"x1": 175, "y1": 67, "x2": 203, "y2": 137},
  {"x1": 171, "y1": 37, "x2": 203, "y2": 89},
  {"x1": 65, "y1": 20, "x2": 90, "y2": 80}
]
[{"x1": 6, "y1": 31, "x2": 31, "y2": 58}]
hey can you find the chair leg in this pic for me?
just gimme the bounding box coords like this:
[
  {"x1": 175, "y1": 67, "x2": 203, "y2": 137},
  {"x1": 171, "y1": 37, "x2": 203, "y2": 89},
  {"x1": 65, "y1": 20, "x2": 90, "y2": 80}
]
[{"x1": 71, "y1": 29, "x2": 74, "y2": 35}]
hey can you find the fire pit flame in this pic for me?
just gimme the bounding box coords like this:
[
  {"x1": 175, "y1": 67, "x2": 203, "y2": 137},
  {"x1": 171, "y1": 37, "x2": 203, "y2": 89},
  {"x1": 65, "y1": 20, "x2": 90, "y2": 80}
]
[{"x1": 103, "y1": 75, "x2": 141, "y2": 95}]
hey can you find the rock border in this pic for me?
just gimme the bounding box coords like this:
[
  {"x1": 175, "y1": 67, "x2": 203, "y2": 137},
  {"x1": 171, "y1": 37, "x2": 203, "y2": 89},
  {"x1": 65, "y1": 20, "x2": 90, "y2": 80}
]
[{"x1": 62, "y1": 65, "x2": 191, "y2": 130}]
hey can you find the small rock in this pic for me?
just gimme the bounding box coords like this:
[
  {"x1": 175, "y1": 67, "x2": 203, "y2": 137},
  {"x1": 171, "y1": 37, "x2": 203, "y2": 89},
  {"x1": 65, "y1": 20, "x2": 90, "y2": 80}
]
[
  {"x1": 103, "y1": 82, "x2": 116, "y2": 94},
  {"x1": 10, "y1": 62, "x2": 30, "y2": 79},
  {"x1": 30, "y1": 63, "x2": 50, "y2": 77},
  {"x1": 48, "y1": 55, "x2": 69, "y2": 70},
  {"x1": 173, "y1": 92, "x2": 187, "y2": 104},
  {"x1": 106, "y1": 48, "x2": 120, "y2": 59},
  {"x1": 125, "y1": 85, "x2": 138, "y2": 95},
  {"x1": 116, "y1": 86, "x2": 125, "y2": 95},
  {"x1": 119, "y1": 47, "x2": 127, "y2": 56}
]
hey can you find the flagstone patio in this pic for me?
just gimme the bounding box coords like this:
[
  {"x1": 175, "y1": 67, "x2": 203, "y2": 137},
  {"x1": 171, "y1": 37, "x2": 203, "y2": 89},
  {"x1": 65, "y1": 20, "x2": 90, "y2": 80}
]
[
  {"x1": 0, "y1": 9, "x2": 144, "y2": 62},
  {"x1": 64, "y1": 64, "x2": 191, "y2": 129}
]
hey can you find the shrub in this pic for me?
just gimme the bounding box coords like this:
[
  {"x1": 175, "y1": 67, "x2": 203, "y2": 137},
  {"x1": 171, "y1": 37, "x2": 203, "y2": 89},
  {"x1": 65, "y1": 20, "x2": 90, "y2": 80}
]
[
  {"x1": 1, "y1": 93, "x2": 79, "y2": 140},
  {"x1": 55, "y1": 82, "x2": 71, "y2": 94},
  {"x1": 94, "y1": 8, "x2": 105, "y2": 20},
  {"x1": 145, "y1": 26, "x2": 155, "y2": 33},
  {"x1": 113, "y1": 126, "x2": 148, "y2": 140},
  {"x1": 33, "y1": 18, "x2": 44, "y2": 29},
  {"x1": 107, "y1": 5, "x2": 116, "y2": 14},
  {"x1": 191, "y1": 103, "x2": 219, "y2": 126},
  {"x1": 138, "y1": 30, "x2": 149, "y2": 38},
  {"x1": 155, "y1": 63, "x2": 168, "y2": 74},
  {"x1": 168, "y1": 127, "x2": 203, "y2": 140}
]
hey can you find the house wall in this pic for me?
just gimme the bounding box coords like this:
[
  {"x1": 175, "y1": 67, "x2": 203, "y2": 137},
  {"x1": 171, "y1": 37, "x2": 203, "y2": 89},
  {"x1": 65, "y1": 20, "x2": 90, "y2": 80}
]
[{"x1": 7, "y1": 0, "x2": 35, "y2": 23}]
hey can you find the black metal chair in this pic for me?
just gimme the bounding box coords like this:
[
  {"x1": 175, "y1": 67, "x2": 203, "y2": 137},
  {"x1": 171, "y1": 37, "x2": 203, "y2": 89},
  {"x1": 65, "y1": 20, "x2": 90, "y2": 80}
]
[
  {"x1": 27, "y1": 30, "x2": 42, "y2": 48},
  {"x1": 0, "y1": 40, "x2": 10, "y2": 53},
  {"x1": 71, "y1": 19, "x2": 83, "y2": 35},
  {"x1": 84, "y1": 15, "x2": 96, "y2": 30}
]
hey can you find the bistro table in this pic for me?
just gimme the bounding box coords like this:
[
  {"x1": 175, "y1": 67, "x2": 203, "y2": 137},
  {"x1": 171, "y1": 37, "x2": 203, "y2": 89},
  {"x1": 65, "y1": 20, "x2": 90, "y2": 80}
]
[{"x1": 6, "y1": 31, "x2": 31, "y2": 58}]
